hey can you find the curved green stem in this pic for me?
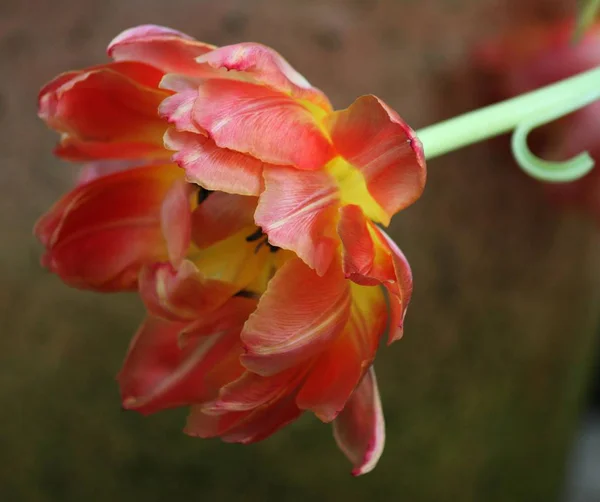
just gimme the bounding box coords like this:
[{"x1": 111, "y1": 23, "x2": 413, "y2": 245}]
[
  {"x1": 415, "y1": 66, "x2": 600, "y2": 182},
  {"x1": 511, "y1": 88, "x2": 600, "y2": 182}
]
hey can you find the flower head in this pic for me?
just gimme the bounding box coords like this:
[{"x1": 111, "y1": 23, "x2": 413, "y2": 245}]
[{"x1": 36, "y1": 25, "x2": 426, "y2": 475}]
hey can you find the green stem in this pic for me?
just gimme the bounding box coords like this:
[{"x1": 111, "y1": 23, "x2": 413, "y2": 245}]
[{"x1": 416, "y1": 66, "x2": 600, "y2": 161}]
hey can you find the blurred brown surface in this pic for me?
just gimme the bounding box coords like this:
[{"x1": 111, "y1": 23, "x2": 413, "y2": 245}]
[{"x1": 2, "y1": 0, "x2": 599, "y2": 501}]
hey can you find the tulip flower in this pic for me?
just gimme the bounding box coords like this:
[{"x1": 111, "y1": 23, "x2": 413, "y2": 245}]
[
  {"x1": 36, "y1": 24, "x2": 427, "y2": 475},
  {"x1": 475, "y1": 19, "x2": 600, "y2": 221},
  {"x1": 34, "y1": 164, "x2": 185, "y2": 291}
]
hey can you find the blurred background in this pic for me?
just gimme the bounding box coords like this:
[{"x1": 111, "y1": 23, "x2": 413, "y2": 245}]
[{"x1": 2, "y1": 0, "x2": 600, "y2": 500}]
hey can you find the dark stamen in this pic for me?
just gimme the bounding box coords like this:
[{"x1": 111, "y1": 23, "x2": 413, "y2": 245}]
[
  {"x1": 254, "y1": 239, "x2": 267, "y2": 254},
  {"x1": 246, "y1": 227, "x2": 279, "y2": 253},
  {"x1": 197, "y1": 187, "x2": 213, "y2": 204},
  {"x1": 254, "y1": 237, "x2": 280, "y2": 254},
  {"x1": 245, "y1": 227, "x2": 264, "y2": 242},
  {"x1": 234, "y1": 289, "x2": 260, "y2": 300}
]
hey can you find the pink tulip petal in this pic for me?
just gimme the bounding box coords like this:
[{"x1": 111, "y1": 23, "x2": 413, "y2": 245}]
[
  {"x1": 159, "y1": 89, "x2": 204, "y2": 134},
  {"x1": 378, "y1": 228, "x2": 413, "y2": 343},
  {"x1": 197, "y1": 42, "x2": 332, "y2": 112},
  {"x1": 160, "y1": 178, "x2": 193, "y2": 266},
  {"x1": 333, "y1": 367, "x2": 385, "y2": 476},
  {"x1": 34, "y1": 164, "x2": 183, "y2": 291},
  {"x1": 338, "y1": 205, "x2": 413, "y2": 343},
  {"x1": 185, "y1": 406, "x2": 249, "y2": 438},
  {"x1": 297, "y1": 283, "x2": 387, "y2": 422},
  {"x1": 164, "y1": 129, "x2": 264, "y2": 196},
  {"x1": 108, "y1": 24, "x2": 216, "y2": 76},
  {"x1": 186, "y1": 393, "x2": 303, "y2": 444},
  {"x1": 76, "y1": 159, "x2": 152, "y2": 185},
  {"x1": 118, "y1": 306, "x2": 248, "y2": 415},
  {"x1": 39, "y1": 62, "x2": 169, "y2": 161},
  {"x1": 202, "y1": 367, "x2": 303, "y2": 413},
  {"x1": 220, "y1": 394, "x2": 303, "y2": 444},
  {"x1": 138, "y1": 261, "x2": 240, "y2": 322},
  {"x1": 326, "y1": 95, "x2": 426, "y2": 224},
  {"x1": 335, "y1": 204, "x2": 375, "y2": 280},
  {"x1": 241, "y1": 257, "x2": 351, "y2": 376},
  {"x1": 255, "y1": 165, "x2": 339, "y2": 275},
  {"x1": 191, "y1": 78, "x2": 334, "y2": 170}
]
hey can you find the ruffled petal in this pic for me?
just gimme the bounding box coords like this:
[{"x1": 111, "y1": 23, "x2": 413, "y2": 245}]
[
  {"x1": 38, "y1": 62, "x2": 170, "y2": 161},
  {"x1": 220, "y1": 394, "x2": 302, "y2": 444},
  {"x1": 138, "y1": 261, "x2": 239, "y2": 322},
  {"x1": 34, "y1": 164, "x2": 183, "y2": 291},
  {"x1": 378, "y1": 228, "x2": 413, "y2": 343},
  {"x1": 296, "y1": 283, "x2": 387, "y2": 422},
  {"x1": 191, "y1": 78, "x2": 334, "y2": 170},
  {"x1": 164, "y1": 129, "x2": 264, "y2": 196},
  {"x1": 333, "y1": 367, "x2": 385, "y2": 476},
  {"x1": 160, "y1": 178, "x2": 193, "y2": 265},
  {"x1": 197, "y1": 42, "x2": 332, "y2": 112},
  {"x1": 241, "y1": 257, "x2": 351, "y2": 376},
  {"x1": 255, "y1": 165, "x2": 339, "y2": 275},
  {"x1": 184, "y1": 406, "x2": 243, "y2": 438},
  {"x1": 186, "y1": 393, "x2": 302, "y2": 444},
  {"x1": 76, "y1": 159, "x2": 151, "y2": 185},
  {"x1": 118, "y1": 299, "x2": 253, "y2": 415},
  {"x1": 338, "y1": 205, "x2": 413, "y2": 343},
  {"x1": 108, "y1": 24, "x2": 216, "y2": 76},
  {"x1": 202, "y1": 367, "x2": 303, "y2": 413},
  {"x1": 178, "y1": 296, "x2": 258, "y2": 342},
  {"x1": 191, "y1": 192, "x2": 257, "y2": 249},
  {"x1": 325, "y1": 95, "x2": 426, "y2": 224},
  {"x1": 158, "y1": 79, "x2": 204, "y2": 134}
]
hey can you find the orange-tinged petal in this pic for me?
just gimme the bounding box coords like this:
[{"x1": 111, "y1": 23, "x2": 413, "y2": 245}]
[
  {"x1": 108, "y1": 24, "x2": 216, "y2": 75},
  {"x1": 241, "y1": 257, "x2": 351, "y2": 376},
  {"x1": 191, "y1": 192, "x2": 257, "y2": 249},
  {"x1": 191, "y1": 78, "x2": 334, "y2": 170},
  {"x1": 338, "y1": 205, "x2": 413, "y2": 343},
  {"x1": 333, "y1": 367, "x2": 385, "y2": 476},
  {"x1": 39, "y1": 61, "x2": 165, "y2": 99},
  {"x1": 376, "y1": 228, "x2": 413, "y2": 343},
  {"x1": 335, "y1": 204, "x2": 375, "y2": 280},
  {"x1": 54, "y1": 140, "x2": 167, "y2": 161},
  {"x1": 326, "y1": 95, "x2": 426, "y2": 224},
  {"x1": 34, "y1": 164, "x2": 183, "y2": 291},
  {"x1": 159, "y1": 86, "x2": 204, "y2": 134},
  {"x1": 118, "y1": 306, "x2": 248, "y2": 415},
  {"x1": 202, "y1": 367, "x2": 303, "y2": 414},
  {"x1": 160, "y1": 178, "x2": 193, "y2": 266},
  {"x1": 138, "y1": 261, "x2": 239, "y2": 322},
  {"x1": 179, "y1": 296, "x2": 258, "y2": 341},
  {"x1": 220, "y1": 394, "x2": 303, "y2": 444},
  {"x1": 76, "y1": 160, "x2": 150, "y2": 185},
  {"x1": 185, "y1": 406, "x2": 245, "y2": 438},
  {"x1": 186, "y1": 393, "x2": 302, "y2": 444},
  {"x1": 297, "y1": 283, "x2": 386, "y2": 422},
  {"x1": 38, "y1": 62, "x2": 170, "y2": 161},
  {"x1": 118, "y1": 316, "x2": 188, "y2": 411},
  {"x1": 197, "y1": 42, "x2": 332, "y2": 112},
  {"x1": 255, "y1": 165, "x2": 339, "y2": 275},
  {"x1": 164, "y1": 129, "x2": 264, "y2": 196}
]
